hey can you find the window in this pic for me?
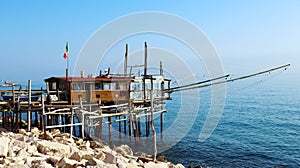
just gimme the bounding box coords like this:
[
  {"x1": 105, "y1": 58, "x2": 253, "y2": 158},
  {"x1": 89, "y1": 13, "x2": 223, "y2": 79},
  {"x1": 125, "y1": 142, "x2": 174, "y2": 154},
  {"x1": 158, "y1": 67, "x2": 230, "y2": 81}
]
[
  {"x1": 72, "y1": 82, "x2": 85, "y2": 90},
  {"x1": 103, "y1": 82, "x2": 110, "y2": 90},
  {"x1": 52, "y1": 82, "x2": 57, "y2": 90},
  {"x1": 95, "y1": 82, "x2": 102, "y2": 90}
]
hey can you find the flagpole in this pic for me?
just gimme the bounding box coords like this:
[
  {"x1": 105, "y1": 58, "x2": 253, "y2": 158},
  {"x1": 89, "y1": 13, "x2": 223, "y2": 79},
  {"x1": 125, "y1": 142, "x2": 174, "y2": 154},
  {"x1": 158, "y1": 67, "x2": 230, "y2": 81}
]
[
  {"x1": 66, "y1": 54, "x2": 69, "y2": 80},
  {"x1": 65, "y1": 42, "x2": 69, "y2": 80}
]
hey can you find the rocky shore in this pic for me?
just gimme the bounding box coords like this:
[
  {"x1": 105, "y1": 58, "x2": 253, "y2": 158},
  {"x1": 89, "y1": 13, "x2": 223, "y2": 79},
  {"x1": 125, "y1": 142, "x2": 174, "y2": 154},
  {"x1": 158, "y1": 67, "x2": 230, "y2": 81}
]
[{"x1": 0, "y1": 128, "x2": 185, "y2": 168}]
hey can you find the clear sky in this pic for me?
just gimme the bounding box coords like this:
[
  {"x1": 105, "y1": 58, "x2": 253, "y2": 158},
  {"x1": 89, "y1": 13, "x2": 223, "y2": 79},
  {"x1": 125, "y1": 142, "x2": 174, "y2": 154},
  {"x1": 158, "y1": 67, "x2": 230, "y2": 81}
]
[{"x1": 0, "y1": 0, "x2": 299, "y2": 82}]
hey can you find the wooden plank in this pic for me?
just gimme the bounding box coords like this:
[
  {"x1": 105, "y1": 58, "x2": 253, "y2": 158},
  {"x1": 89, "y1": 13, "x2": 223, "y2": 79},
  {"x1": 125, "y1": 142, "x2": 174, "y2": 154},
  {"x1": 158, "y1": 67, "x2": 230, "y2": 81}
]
[{"x1": 46, "y1": 122, "x2": 83, "y2": 129}]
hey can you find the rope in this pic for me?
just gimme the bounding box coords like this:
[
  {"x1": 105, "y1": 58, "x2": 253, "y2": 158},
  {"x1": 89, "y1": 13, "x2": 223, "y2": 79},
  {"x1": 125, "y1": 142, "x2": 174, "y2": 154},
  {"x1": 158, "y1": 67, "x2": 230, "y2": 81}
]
[{"x1": 226, "y1": 68, "x2": 286, "y2": 93}]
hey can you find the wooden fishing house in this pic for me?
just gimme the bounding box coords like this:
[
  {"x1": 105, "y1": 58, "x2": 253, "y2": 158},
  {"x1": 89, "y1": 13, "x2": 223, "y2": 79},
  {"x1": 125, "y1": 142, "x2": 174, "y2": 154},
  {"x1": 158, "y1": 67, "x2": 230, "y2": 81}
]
[{"x1": 44, "y1": 76, "x2": 132, "y2": 105}]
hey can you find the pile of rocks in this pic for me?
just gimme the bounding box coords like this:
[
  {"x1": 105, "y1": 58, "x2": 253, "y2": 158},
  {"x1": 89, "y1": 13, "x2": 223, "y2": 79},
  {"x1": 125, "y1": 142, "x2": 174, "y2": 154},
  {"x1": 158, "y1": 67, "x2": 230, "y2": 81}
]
[{"x1": 0, "y1": 128, "x2": 185, "y2": 168}]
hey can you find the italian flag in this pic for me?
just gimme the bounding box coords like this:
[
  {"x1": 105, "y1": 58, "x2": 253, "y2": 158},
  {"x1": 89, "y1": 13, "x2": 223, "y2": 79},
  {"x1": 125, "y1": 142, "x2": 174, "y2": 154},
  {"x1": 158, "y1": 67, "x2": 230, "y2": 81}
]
[{"x1": 63, "y1": 42, "x2": 68, "y2": 59}]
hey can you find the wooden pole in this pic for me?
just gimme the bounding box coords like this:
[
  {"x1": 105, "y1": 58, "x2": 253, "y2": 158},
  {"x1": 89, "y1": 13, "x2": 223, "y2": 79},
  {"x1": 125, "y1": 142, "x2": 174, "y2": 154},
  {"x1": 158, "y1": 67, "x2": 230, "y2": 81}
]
[
  {"x1": 123, "y1": 115, "x2": 126, "y2": 135},
  {"x1": 12, "y1": 84, "x2": 15, "y2": 104},
  {"x1": 160, "y1": 61, "x2": 163, "y2": 76},
  {"x1": 151, "y1": 91, "x2": 157, "y2": 161},
  {"x1": 79, "y1": 96, "x2": 85, "y2": 139},
  {"x1": 124, "y1": 43, "x2": 128, "y2": 76},
  {"x1": 70, "y1": 108, "x2": 73, "y2": 138},
  {"x1": 143, "y1": 42, "x2": 147, "y2": 103},
  {"x1": 144, "y1": 42, "x2": 148, "y2": 78},
  {"x1": 150, "y1": 77, "x2": 157, "y2": 161},
  {"x1": 108, "y1": 116, "x2": 112, "y2": 144},
  {"x1": 99, "y1": 108, "x2": 103, "y2": 140},
  {"x1": 27, "y1": 80, "x2": 31, "y2": 131},
  {"x1": 160, "y1": 112, "x2": 164, "y2": 135},
  {"x1": 118, "y1": 115, "x2": 121, "y2": 140},
  {"x1": 129, "y1": 102, "x2": 133, "y2": 137},
  {"x1": 138, "y1": 113, "x2": 141, "y2": 137},
  {"x1": 145, "y1": 111, "x2": 148, "y2": 137},
  {"x1": 41, "y1": 95, "x2": 46, "y2": 139}
]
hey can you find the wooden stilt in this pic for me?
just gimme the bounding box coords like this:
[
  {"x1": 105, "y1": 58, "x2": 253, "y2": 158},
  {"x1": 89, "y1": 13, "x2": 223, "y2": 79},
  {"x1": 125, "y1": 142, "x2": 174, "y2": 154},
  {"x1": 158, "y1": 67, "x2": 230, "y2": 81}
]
[
  {"x1": 118, "y1": 116, "x2": 121, "y2": 140},
  {"x1": 81, "y1": 112, "x2": 85, "y2": 139},
  {"x1": 27, "y1": 80, "x2": 31, "y2": 131},
  {"x1": 99, "y1": 117, "x2": 102, "y2": 140},
  {"x1": 70, "y1": 108, "x2": 73, "y2": 138},
  {"x1": 108, "y1": 116, "x2": 112, "y2": 144},
  {"x1": 145, "y1": 112, "x2": 148, "y2": 137},
  {"x1": 35, "y1": 111, "x2": 38, "y2": 127},
  {"x1": 160, "y1": 112, "x2": 164, "y2": 136},
  {"x1": 123, "y1": 115, "x2": 126, "y2": 135},
  {"x1": 42, "y1": 97, "x2": 46, "y2": 139},
  {"x1": 137, "y1": 113, "x2": 141, "y2": 136}
]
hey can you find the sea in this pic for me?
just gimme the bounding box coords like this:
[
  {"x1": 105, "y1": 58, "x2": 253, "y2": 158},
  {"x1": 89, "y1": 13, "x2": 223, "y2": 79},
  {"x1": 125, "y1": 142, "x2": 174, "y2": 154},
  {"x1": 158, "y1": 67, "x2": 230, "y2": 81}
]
[{"x1": 160, "y1": 74, "x2": 300, "y2": 167}]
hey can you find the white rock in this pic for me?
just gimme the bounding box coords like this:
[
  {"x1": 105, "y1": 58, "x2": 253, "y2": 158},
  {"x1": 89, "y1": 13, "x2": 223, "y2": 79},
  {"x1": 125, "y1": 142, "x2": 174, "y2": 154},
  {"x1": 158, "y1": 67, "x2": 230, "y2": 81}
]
[
  {"x1": 56, "y1": 157, "x2": 82, "y2": 168},
  {"x1": 144, "y1": 162, "x2": 169, "y2": 168},
  {"x1": 31, "y1": 159, "x2": 52, "y2": 168},
  {"x1": 69, "y1": 149, "x2": 94, "y2": 161},
  {"x1": 0, "y1": 136, "x2": 10, "y2": 157},
  {"x1": 13, "y1": 139, "x2": 26, "y2": 148},
  {"x1": 7, "y1": 163, "x2": 28, "y2": 168},
  {"x1": 16, "y1": 149, "x2": 29, "y2": 158},
  {"x1": 104, "y1": 152, "x2": 116, "y2": 164},
  {"x1": 31, "y1": 127, "x2": 40, "y2": 137},
  {"x1": 175, "y1": 164, "x2": 185, "y2": 168},
  {"x1": 18, "y1": 129, "x2": 27, "y2": 135},
  {"x1": 47, "y1": 156, "x2": 60, "y2": 165},
  {"x1": 117, "y1": 161, "x2": 128, "y2": 168},
  {"x1": 26, "y1": 144, "x2": 37, "y2": 155},
  {"x1": 87, "y1": 157, "x2": 103, "y2": 166},
  {"x1": 37, "y1": 140, "x2": 71, "y2": 157},
  {"x1": 85, "y1": 141, "x2": 90, "y2": 149},
  {"x1": 127, "y1": 163, "x2": 139, "y2": 168},
  {"x1": 114, "y1": 145, "x2": 133, "y2": 156},
  {"x1": 94, "y1": 151, "x2": 105, "y2": 160}
]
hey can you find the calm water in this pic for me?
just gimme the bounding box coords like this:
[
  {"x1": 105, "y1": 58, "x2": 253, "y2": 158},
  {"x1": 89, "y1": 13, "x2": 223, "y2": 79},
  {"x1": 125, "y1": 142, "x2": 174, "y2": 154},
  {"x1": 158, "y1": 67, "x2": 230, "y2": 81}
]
[{"x1": 161, "y1": 75, "x2": 300, "y2": 167}]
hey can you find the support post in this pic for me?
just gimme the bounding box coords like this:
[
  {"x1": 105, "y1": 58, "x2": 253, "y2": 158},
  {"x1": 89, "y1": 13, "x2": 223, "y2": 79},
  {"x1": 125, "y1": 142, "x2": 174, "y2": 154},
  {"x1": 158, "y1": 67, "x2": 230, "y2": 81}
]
[
  {"x1": 145, "y1": 112, "x2": 149, "y2": 137},
  {"x1": 42, "y1": 95, "x2": 46, "y2": 139},
  {"x1": 108, "y1": 117, "x2": 112, "y2": 144},
  {"x1": 99, "y1": 108, "x2": 103, "y2": 140},
  {"x1": 124, "y1": 44, "x2": 128, "y2": 76},
  {"x1": 143, "y1": 42, "x2": 147, "y2": 103},
  {"x1": 27, "y1": 80, "x2": 31, "y2": 131},
  {"x1": 70, "y1": 108, "x2": 73, "y2": 138},
  {"x1": 160, "y1": 112, "x2": 164, "y2": 135},
  {"x1": 160, "y1": 61, "x2": 163, "y2": 76},
  {"x1": 137, "y1": 113, "x2": 141, "y2": 137},
  {"x1": 150, "y1": 77, "x2": 157, "y2": 161},
  {"x1": 118, "y1": 115, "x2": 121, "y2": 140},
  {"x1": 123, "y1": 115, "x2": 126, "y2": 135}
]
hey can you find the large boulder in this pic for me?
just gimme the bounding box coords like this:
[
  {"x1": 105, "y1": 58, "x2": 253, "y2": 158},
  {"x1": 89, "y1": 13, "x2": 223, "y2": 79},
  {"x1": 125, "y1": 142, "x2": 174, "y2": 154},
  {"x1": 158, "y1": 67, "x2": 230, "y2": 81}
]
[
  {"x1": 127, "y1": 163, "x2": 139, "y2": 168},
  {"x1": 56, "y1": 157, "x2": 82, "y2": 168},
  {"x1": 87, "y1": 157, "x2": 104, "y2": 166},
  {"x1": 30, "y1": 127, "x2": 40, "y2": 137},
  {"x1": 0, "y1": 136, "x2": 10, "y2": 157},
  {"x1": 175, "y1": 164, "x2": 185, "y2": 168},
  {"x1": 114, "y1": 145, "x2": 133, "y2": 156},
  {"x1": 16, "y1": 149, "x2": 30, "y2": 158},
  {"x1": 36, "y1": 140, "x2": 71, "y2": 157},
  {"x1": 144, "y1": 162, "x2": 169, "y2": 168},
  {"x1": 104, "y1": 152, "x2": 116, "y2": 164},
  {"x1": 69, "y1": 149, "x2": 94, "y2": 161}
]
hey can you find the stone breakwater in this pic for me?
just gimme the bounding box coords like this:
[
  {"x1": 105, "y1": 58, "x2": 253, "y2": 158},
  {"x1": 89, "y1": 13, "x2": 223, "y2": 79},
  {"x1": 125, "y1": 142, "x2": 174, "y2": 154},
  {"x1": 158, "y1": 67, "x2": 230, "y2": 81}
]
[{"x1": 0, "y1": 128, "x2": 185, "y2": 168}]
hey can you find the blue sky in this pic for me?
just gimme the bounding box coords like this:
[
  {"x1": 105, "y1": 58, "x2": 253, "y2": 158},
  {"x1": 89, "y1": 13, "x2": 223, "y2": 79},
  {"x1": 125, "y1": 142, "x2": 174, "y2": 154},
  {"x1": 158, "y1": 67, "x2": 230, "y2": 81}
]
[{"x1": 0, "y1": 0, "x2": 299, "y2": 82}]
